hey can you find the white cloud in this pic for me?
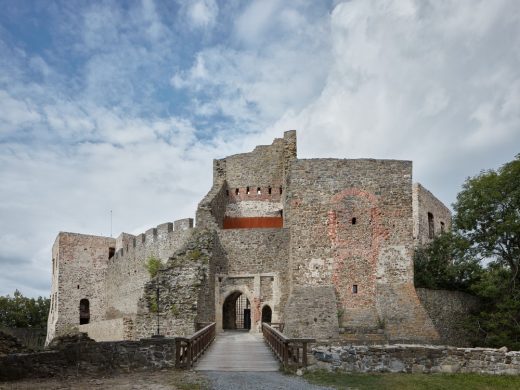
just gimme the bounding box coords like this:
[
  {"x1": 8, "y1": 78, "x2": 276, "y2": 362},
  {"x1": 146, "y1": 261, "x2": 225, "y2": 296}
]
[
  {"x1": 179, "y1": 0, "x2": 219, "y2": 30},
  {"x1": 0, "y1": 90, "x2": 41, "y2": 132},
  {"x1": 1, "y1": 0, "x2": 520, "y2": 297}
]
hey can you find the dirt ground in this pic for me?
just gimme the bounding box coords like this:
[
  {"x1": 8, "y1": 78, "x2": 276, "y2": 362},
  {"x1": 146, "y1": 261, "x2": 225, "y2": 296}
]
[{"x1": 0, "y1": 370, "x2": 209, "y2": 390}]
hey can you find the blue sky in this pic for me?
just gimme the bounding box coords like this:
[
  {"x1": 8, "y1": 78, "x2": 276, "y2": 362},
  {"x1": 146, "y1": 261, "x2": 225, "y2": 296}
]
[{"x1": 1, "y1": 0, "x2": 519, "y2": 297}]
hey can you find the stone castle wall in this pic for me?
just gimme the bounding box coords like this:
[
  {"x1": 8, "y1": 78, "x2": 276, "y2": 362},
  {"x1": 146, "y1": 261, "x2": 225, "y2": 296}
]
[
  {"x1": 78, "y1": 318, "x2": 134, "y2": 342},
  {"x1": 215, "y1": 228, "x2": 290, "y2": 331},
  {"x1": 283, "y1": 158, "x2": 438, "y2": 342},
  {"x1": 46, "y1": 233, "x2": 115, "y2": 345},
  {"x1": 312, "y1": 344, "x2": 520, "y2": 375},
  {"x1": 197, "y1": 131, "x2": 296, "y2": 229},
  {"x1": 105, "y1": 222, "x2": 192, "y2": 319},
  {"x1": 0, "y1": 338, "x2": 176, "y2": 381},
  {"x1": 134, "y1": 230, "x2": 215, "y2": 339},
  {"x1": 413, "y1": 183, "x2": 452, "y2": 245},
  {"x1": 416, "y1": 288, "x2": 480, "y2": 347}
]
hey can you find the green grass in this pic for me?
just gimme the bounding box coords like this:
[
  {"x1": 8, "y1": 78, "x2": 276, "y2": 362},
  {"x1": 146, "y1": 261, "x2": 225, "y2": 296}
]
[{"x1": 304, "y1": 370, "x2": 520, "y2": 390}]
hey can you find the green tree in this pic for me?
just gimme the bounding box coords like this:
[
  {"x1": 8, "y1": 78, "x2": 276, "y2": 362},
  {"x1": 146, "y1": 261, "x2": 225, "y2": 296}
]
[
  {"x1": 414, "y1": 232, "x2": 482, "y2": 291},
  {"x1": 454, "y1": 154, "x2": 520, "y2": 284},
  {"x1": 452, "y1": 154, "x2": 520, "y2": 349},
  {"x1": 0, "y1": 290, "x2": 50, "y2": 328}
]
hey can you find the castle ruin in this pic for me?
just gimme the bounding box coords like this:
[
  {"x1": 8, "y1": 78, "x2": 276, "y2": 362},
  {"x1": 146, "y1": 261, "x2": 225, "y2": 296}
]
[{"x1": 46, "y1": 131, "x2": 453, "y2": 345}]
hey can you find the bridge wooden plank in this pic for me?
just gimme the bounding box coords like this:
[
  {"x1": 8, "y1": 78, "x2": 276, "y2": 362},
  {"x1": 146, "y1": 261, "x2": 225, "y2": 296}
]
[{"x1": 195, "y1": 331, "x2": 279, "y2": 372}]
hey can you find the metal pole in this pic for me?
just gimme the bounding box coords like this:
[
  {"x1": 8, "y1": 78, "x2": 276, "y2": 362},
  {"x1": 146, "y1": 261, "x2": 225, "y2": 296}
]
[{"x1": 156, "y1": 280, "x2": 160, "y2": 336}]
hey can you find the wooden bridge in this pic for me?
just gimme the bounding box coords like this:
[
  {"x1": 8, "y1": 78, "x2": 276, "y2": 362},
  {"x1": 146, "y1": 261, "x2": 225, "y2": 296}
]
[{"x1": 175, "y1": 322, "x2": 314, "y2": 371}]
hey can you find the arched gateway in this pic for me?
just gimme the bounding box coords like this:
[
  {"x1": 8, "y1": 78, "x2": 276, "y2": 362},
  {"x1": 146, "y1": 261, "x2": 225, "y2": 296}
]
[{"x1": 222, "y1": 291, "x2": 251, "y2": 330}]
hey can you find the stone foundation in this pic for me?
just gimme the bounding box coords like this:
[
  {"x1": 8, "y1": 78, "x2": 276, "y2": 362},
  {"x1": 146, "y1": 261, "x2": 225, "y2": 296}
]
[
  {"x1": 0, "y1": 337, "x2": 175, "y2": 381},
  {"x1": 311, "y1": 344, "x2": 520, "y2": 375}
]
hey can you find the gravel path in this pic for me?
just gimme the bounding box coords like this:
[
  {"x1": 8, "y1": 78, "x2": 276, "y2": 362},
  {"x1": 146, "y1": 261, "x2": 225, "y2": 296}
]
[{"x1": 203, "y1": 371, "x2": 333, "y2": 390}]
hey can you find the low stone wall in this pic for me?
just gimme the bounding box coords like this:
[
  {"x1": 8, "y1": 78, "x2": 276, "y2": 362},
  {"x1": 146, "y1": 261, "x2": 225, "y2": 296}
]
[
  {"x1": 311, "y1": 344, "x2": 520, "y2": 375},
  {"x1": 78, "y1": 317, "x2": 134, "y2": 341},
  {"x1": 416, "y1": 288, "x2": 480, "y2": 347},
  {"x1": 0, "y1": 337, "x2": 175, "y2": 381}
]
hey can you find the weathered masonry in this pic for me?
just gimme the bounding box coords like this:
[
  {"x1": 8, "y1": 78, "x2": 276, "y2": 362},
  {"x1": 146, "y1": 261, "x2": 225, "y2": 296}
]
[{"x1": 46, "y1": 131, "x2": 455, "y2": 345}]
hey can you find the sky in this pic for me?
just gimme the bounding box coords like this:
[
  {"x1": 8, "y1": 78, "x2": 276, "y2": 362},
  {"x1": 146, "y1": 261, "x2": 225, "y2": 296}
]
[{"x1": 0, "y1": 0, "x2": 519, "y2": 298}]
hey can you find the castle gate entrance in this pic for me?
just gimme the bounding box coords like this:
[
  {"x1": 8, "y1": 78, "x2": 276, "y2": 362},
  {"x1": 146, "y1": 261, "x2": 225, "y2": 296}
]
[{"x1": 222, "y1": 291, "x2": 251, "y2": 330}]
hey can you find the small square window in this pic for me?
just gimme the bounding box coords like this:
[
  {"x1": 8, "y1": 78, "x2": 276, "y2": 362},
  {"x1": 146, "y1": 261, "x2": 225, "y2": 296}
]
[{"x1": 352, "y1": 285, "x2": 358, "y2": 294}]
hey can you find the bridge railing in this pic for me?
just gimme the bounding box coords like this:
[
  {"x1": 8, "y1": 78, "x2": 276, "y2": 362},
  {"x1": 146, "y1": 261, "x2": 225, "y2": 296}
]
[
  {"x1": 175, "y1": 322, "x2": 216, "y2": 369},
  {"x1": 262, "y1": 322, "x2": 315, "y2": 369}
]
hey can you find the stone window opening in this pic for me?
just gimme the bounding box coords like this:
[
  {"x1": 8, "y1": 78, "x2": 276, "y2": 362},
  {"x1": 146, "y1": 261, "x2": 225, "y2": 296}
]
[
  {"x1": 352, "y1": 285, "x2": 358, "y2": 294},
  {"x1": 77, "y1": 285, "x2": 79, "y2": 289},
  {"x1": 257, "y1": 187, "x2": 261, "y2": 195},
  {"x1": 428, "y1": 212, "x2": 435, "y2": 239},
  {"x1": 351, "y1": 217, "x2": 357, "y2": 225},
  {"x1": 79, "y1": 299, "x2": 90, "y2": 325},
  {"x1": 246, "y1": 186, "x2": 250, "y2": 195},
  {"x1": 226, "y1": 189, "x2": 229, "y2": 196},
  {"x1": 261, "y1": 305, "x2": 272, "y2": 324},
  {"x1": 279, "y1": 186, "x2": 283, "y2": 195},
  {"x1": 235, "y1": 188, "x2": 239, "y2": 195},
  {"x1": 440, "y1": 221, "x2": 445, "y2": 233},
  {"x1": 268, "y1": 186, "x2": 272, "y2": 195},
  {"x1": 109, "y1": 247, "x2": 115, "y2": 259}
]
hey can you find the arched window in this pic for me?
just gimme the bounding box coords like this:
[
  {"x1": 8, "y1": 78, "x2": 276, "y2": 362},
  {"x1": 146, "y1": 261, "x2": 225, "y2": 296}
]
[
  {"x1": 79, "y1": 299, "x2": 90, "y2": 325},
  {"x1": 261, "y1": 305, "x2": 272, "y2": 323}
]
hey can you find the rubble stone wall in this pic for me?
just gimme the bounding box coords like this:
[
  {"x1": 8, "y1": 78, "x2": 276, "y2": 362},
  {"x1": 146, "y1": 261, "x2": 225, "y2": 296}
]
[
  {"x1": 312, "y1": 344, "x2": 520, "y2": 375},
  {"x1": 0, "y1": 338, "x2": 176, "y2": 381},
  {"x1": 105, "y1": 224, "x2": 192, "y2": 319},
  {"x1": 413, "y1": 183, "x2": 452, "y2": 245},
  {"x1": 284, "y1": 159, "x2": 438, "y2": 342},
  {"x1": 134, "y1": 230, "x2": 215, "y2": 339},
  {"x1": 78, "y1": 318, "x2": 134, "y2": 342},
  {"x1": 416, "y1": 288, "x2": 480, "y2": 347},
  {"x1": 46, "y1": 233, "x2": 115, "y2": 346}
]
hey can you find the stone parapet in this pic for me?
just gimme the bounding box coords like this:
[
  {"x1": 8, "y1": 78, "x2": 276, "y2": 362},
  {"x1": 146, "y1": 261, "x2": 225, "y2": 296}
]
[
  {"x1": 311, "y1": 344, "x2": 520, "y2": 375},
  {"x1": 0, "y1": 337, "x2": 176, "y2": 381}
]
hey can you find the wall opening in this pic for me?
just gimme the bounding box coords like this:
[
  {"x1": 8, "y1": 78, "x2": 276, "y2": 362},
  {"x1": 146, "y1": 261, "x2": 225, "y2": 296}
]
[
  {"x1": 428, "y1": 212, "x2": 435, "y2": 239},
  {"x1": 440, "y1": 221, "x2": 445, "y2": 233},
  {"x1": 261, "y1": 305, "x2": 272, "y2": 323},
  {"x1": 268, "y1": 186, "x2": 272, "y2": 195},
  {"x1": 108, "y1": 247, "x2": 115, "y2": 259},
  {"x1": 223, "y1": 216, "x2": 283, "y2": 229},
  {"x1": 352, "y1": 285, "x2": 358, "y2": 294},
  {"x1": 235, "y1": 188, "x2": 239, "y2": 195},
  {"x1": 246, "y1": 186, "x2": 250, "y2": 195},
  {"x1": 257, "y1": 187, "x2": 261, "y2": 195},
  {"x1": 222, "y1": 292, "x2": 251, "y2": 330},
  {"x1": 351, "y1": 217, "x2": 357, "y2": 225},
  {"x1": 79, "y1": 298, "x2": 90, "y2": 325}
]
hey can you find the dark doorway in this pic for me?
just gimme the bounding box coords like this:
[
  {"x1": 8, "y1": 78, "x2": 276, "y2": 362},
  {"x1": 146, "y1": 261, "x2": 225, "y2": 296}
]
[
  {"x1": 79, "y1": 299, "x2": 90, "y2": 325},
  {"x1": 222, "y1": 292, "x2": 251, "y2": 330},
  {"x1": 261, "y1": 305, "x2": 272, "y2": 323}
]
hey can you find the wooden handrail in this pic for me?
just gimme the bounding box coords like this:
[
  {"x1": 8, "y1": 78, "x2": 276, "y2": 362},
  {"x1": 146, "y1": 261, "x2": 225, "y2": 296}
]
[
  {"x1": 175, "y1": 322, "x2": 216, "y2": 369},
  {"x1": 262, "y1": 322, "x2": 314, "y2": 368}
]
